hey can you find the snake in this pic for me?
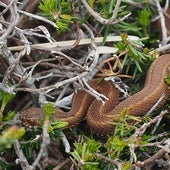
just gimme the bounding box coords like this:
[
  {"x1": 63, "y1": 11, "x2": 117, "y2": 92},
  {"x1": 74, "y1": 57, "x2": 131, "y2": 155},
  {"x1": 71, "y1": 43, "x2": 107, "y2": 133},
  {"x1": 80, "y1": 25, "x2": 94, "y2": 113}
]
[{"x1": 19, "y1": 54, "x2": 170, "y2": 135}]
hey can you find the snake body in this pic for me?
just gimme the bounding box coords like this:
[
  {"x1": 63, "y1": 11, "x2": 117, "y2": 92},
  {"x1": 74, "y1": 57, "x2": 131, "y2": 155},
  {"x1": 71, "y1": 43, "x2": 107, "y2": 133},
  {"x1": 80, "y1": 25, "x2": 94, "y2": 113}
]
[{"x1": 20, "y1": 54, "x2": 170, "y2": 135}]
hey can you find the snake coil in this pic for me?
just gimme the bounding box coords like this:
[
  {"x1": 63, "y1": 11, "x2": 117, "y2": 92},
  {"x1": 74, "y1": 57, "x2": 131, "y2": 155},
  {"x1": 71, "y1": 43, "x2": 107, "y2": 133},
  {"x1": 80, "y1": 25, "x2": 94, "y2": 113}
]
[{"x1": 20, "y1": 54, "x2": 170, "y2": 135}]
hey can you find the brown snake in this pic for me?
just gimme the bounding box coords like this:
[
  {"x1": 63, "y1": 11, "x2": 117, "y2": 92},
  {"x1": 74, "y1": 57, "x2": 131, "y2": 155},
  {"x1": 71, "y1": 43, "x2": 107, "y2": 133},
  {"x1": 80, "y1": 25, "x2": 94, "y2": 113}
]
[{"x1": 20, "y1": 54, "x2": 170, "y2": 135}]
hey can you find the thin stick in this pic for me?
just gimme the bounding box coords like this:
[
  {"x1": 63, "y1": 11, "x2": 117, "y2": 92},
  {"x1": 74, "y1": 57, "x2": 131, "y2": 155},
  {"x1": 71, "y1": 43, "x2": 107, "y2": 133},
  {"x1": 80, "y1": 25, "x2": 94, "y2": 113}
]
[
  {"x1": 14, "y1": 141, "x2": 32, "y2": 170},
  {"x1": 8, "y1": 35, "x2": 139, "y2": 51}
]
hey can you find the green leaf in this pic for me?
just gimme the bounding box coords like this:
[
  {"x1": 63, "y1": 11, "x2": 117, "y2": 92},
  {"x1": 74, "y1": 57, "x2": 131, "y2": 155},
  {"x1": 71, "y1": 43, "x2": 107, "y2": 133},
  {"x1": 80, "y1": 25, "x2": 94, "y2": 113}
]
[
  {"x1": 0, "y1": 91, "x2": 15, "y2": 113},
  {"x1": 70, "y1": 138, "x2": 101, "y2": 168},
  {"x1": 42, "y1": 103, "x2": 54, "y2": 119},
  {"x1": 39, "y1": 0, "x2": 56, "y2": 16},
  {"x1": 165, "y1": 75, "x2": 170, "y2": 87},
  {"x1": 50, "y1": 120, "x2": 68, "y2": 129},
  {"x1": 39, "y1": 0, "x2": 73, "y2": 33},
  {"x1": 137, "y1": 7, "x2": 151, "y2": 27},
  {"x1": 116, "y1": 22, "x2": 142, "y2": 35},
  {"x1": 3, "y1": 111, "x2": 15, "y2": 121},
  {"x1": 122, "y1": 161, "x2": 132, "y2": 170},
  {"x1": 0, "y1": 126, "x2": 25, "y2": 153},
  {"x1": 134, "y1": 59, "x2": 142, "y2": 73},
  {"x1": 56, "y1": 20, "x2": 71, "y2": 33},
  {"x1": 110, "y1": 136, "x2": 127, "y2": 152}
]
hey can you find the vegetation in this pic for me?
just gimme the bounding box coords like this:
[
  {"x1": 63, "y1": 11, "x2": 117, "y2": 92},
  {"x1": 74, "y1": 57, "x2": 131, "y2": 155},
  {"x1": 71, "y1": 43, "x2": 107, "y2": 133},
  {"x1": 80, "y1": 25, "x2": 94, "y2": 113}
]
[{"x1": 0, "y1": 0, "x2": 170, "y2": 169}]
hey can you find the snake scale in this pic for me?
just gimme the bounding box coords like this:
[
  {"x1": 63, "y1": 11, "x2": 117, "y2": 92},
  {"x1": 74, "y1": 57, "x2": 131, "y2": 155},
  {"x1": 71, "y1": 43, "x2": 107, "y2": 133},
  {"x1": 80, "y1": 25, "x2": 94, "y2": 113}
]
[{"x1": 20, "y1": 54, "x2": 170, "y2": 135}]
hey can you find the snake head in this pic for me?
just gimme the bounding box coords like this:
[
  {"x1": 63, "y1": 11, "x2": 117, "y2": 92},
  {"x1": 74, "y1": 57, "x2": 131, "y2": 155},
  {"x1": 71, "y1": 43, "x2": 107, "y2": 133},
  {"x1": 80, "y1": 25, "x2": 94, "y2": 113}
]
[{"x1": 19, "y1": 107, "x2": 45, "y2": 127}]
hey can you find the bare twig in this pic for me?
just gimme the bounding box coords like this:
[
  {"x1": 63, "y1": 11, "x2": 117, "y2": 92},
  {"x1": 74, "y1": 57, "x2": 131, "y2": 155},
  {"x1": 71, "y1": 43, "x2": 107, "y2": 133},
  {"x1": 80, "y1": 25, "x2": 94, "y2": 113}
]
[
  {"x1": 133, "y1": 110, "x2": 168, "y2": 139},
  {"x1": 31, "y1": 118, "x2": 50, "y2": 170},
  {"x1": 110, "y1": 0, "x2": 122, "y2": 21},
  {"x1": 8, "y1": 35, "x2": 139, "y2": 51},
  {"x1": 135, "y1": 148, "x2": 166, "y2": 167},
  {"x1": 95, "y1": 153, "x2": 122, "y2": 170},
  {"x1": 60, "y1": 131, "x2": 71, "y2": 153},
  {"x1": 82, "y1": 77, "x2": 108, "y2": 104},
  {"x1": 17, "y1": 9, "x2": 58, "y2": 29},
  {"x1": 153, "y1": 0, "x2": 168, "y2": 45},
  {"x1": 52, "y1": 159, "x2": 70, "y2": 170},
  {"x1": 156, "y1": 43, "x2": 170, "y2": 52},
  {"x1": 14, "y1": 141, "x2": 32, "y2": 170},
  {"x1": 81, "y1": 0, "x2": 131, "y2": 25},
  {"x1": 146, "y1": 94, "x2": 165, "y2": 116},
  {"x1": 16, "y1": 23, "x2": 100, "y2": 93},
  {"x1": 129, "y1": 110, "x2": 168, "y2": 163},
  {"x1": 164, "y1": 0, "x2": 170, "y2": 10},
  {"x1": 2, "y1": 48, "x2": 26, "y2": 84},
  {"x1": 0, "y1": 0, "x2": 19, "y2": 43},
  {"x1": 135, "y1": 138, "x2": 170, "y2": 169},
  {"x1": 122, "y1": 0, "x2": 143, "y2": 8}
]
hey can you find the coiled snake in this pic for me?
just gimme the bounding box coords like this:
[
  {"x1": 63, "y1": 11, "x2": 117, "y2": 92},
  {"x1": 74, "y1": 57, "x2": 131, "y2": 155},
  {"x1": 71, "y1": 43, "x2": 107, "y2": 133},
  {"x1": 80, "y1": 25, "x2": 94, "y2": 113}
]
[{"x1": 19, "y1": 54, "x2": 170, "y2": 135}]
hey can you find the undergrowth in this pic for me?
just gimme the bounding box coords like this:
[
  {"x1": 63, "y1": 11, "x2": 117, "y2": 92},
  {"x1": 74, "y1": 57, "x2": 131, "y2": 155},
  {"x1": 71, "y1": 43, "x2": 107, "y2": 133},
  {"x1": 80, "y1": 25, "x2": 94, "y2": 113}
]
[{"x1": 0, "y1": 0, "x2": 169, "y2": 170}]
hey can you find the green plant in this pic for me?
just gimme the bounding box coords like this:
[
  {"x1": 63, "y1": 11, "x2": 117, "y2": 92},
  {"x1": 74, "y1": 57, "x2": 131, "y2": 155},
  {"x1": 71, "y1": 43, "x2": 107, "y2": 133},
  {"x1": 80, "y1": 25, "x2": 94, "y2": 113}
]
[
  {"x1": 137, "y1": 6, "x2": 151, "y2": 37},
  {"x1": 115, "y1": 34, "x2": 156, "y2": 79},
  {"x1": 70, "y1": 138, "x2": 101, "y2": 170},
  {"x1": 41, "y1": 103, "x2": 68, "y2": 135},
  {"x1": 68, "y1": 107, "x2": 167, "y2": 170},
  {"x1": 165, "y1": 73, "x2": 170, "y2": 86},
  {"x1": 0, "y1": 91, "x2": 25, "y2": 153},
  {"x1": 0, "y1": 91, "x2": 15, "y2": 116},
  {"x1": 0, "y1": 0, "x2": 168, "y2": 169},
  {"x1": 0, "y1": 126, "x2": 25, "y2": 153},
  {"x1": 39, "y1": 0, "x2": 73, "y2": 33}
]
